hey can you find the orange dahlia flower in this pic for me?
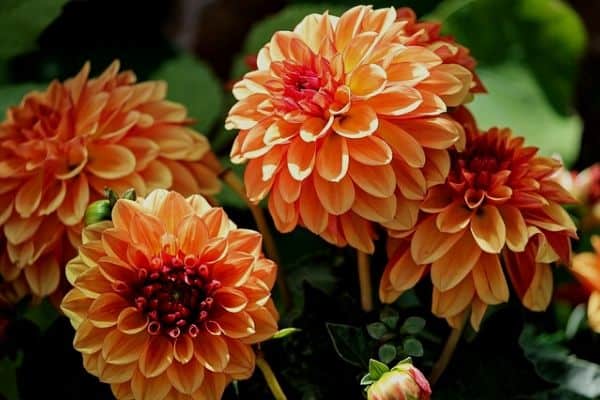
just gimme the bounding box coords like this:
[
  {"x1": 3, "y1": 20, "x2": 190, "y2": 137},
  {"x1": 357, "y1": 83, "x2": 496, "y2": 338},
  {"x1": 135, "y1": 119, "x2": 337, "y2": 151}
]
[
  {"x1": 61, "y1": 189, "x2": 278, "y2": 400},
  {"x1": 380, "y1": 126, "x2": 577, "y2": 329},
  {"x1": 226, "y1": 5, "x2": 477, "y2": 253},
  {"x1": 0, "y1": 61, "x2": 220, "y2": 298},
  {"x1": 571, "y1": 236, "x2": 600, "y2": 333}
]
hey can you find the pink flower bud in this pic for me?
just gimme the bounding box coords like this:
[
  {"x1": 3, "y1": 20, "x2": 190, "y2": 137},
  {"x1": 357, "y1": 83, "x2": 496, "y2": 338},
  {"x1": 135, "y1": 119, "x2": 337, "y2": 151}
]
[{"x1": 367, "y1": 361, "x2": 431, "y2": 400}]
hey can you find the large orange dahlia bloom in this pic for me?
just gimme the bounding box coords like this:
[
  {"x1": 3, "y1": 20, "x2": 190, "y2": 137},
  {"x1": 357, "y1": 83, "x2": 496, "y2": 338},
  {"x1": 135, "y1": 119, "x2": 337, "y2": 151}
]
[
  {"x1": 0, "y1": 61, "x2": 220, "y2": 298},
  {"x1": 61, "y1": 190, "x2": 278, "y2": 400},
  {"x1": 571, "y1": 236, "x2": 600, "y2": 333},
  {"x1": 380, "y1": 126, "x2": 577, "y2": 329},
  {"x1": 226, "y1": 5, "x2": 479, "y2": 253}
]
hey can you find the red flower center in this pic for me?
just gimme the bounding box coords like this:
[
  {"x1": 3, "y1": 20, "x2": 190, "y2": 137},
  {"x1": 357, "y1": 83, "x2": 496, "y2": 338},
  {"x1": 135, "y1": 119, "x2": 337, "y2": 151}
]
[
  {"x1": 131, "y1": 251, "x2": 220, "y2": 339},
  {"x1": 269, "y1": 57, "x2": 339, "y2": 117}
]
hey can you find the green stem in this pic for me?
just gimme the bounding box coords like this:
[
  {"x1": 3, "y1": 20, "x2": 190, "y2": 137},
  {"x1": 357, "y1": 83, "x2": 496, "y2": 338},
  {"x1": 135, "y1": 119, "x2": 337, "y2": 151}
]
[{"x1": 256, "y1": 354, "x2": 287, "y2": 400}]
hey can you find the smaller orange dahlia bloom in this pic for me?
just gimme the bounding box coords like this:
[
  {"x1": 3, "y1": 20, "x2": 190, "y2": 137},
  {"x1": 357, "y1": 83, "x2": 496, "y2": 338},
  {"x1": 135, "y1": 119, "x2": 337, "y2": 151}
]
[
  {"x1": 380, "y1": 126, "x2": 577, "y2": 329},
  {"x1": 227, "y1": 5, "x2": 477, "y2": 253},
  {"x1": 571, "y1": 236, "x2": 600, "y2": 333},
  {"x1": 0, "y1": 61, "x2": 220, "y2": 298},
  {"x1": 61, "y1": 190, "x2": 278, "y2": 400}
]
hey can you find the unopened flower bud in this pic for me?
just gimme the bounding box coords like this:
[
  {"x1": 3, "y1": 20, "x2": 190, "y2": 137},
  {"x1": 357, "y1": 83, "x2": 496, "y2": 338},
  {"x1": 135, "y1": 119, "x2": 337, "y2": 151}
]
[
  {"x1": 84, "y1": 199, "x2": 112, "y2": 226},
  {"x1": 367, "y1": 360, "x2": 431, "y2": 400}
]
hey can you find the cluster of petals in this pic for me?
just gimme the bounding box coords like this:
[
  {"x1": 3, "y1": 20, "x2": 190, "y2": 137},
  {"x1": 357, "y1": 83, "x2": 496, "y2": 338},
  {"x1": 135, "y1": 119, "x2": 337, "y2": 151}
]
[
  {"x1": 226, "y1": 5, "x2": 480, "y2": 253},
  {"x1": 61, "y1": 190, "x2": 278, "y2": 400},
  {"x1": 571, "y1": 236, "x2": 600, "y2": 333},
  {"x1": 380, "y1": 124, "x2": 578, "y2": 330},
  {"x1": 0, "y1": 61, "x2": 220, "y2": 298}
]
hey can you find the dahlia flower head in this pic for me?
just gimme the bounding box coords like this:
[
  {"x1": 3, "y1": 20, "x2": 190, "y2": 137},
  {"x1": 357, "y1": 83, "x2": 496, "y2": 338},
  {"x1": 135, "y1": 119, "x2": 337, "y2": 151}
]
[
  {"x1": 61, "y1": 190, "x2": 279, "y2": 400},
  {"x1": 380, "y1": 121, "x2": 578, "y2": 330},
  {"x1": 571, "y1": 236, "x2": 600, "y2": 333},
  {"x1": 0, "y1": 61, "x2": 220, "y2": 298},
  {"x1": 226, "y1": 5, "x2": 481, "y2": 253}
]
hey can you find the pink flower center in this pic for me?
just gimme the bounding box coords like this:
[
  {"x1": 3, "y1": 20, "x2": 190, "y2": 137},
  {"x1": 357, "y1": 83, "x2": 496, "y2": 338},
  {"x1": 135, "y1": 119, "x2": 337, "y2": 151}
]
[
  {"x1": 269, "y1": 58, "x2": 339, "y2": 117},
  {"x1": 131, "y1": 251, "x2": 220, "y2": 339}
]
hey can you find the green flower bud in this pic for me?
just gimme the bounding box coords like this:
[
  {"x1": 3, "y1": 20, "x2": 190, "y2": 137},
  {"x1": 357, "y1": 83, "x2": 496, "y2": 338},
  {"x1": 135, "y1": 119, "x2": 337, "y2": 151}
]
[{"x1": 84, "y1": 200, "x2": 112, "y2": 226}]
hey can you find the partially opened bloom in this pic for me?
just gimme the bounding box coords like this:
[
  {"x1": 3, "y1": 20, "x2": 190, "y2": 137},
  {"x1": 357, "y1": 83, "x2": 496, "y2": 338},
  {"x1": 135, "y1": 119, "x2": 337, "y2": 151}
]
[
  {"x1": 367, "y1": 359, "x2": 431, "y2": 400},
  {"x1": 380, "y1": 126, "x2": 578, "y2": 329},
  {"x1": 0, "y1": 61, "x2": 220, "y2": 298},
  {"x1": 226, "y1": 5, "x2": 479, "y2": 253},
  {"x1": 571, "y1": 236, "x2": 600, "y2": 333},
  {"x1": 61, "y1": 190, "x2": 278, "y2": 400}
]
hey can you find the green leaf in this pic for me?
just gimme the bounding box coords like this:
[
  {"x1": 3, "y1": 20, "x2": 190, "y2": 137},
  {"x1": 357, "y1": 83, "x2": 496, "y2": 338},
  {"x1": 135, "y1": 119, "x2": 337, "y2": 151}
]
[
  {"x1": 0, "y1": 83, "x2": 46, "y2": 115},
  {"x1": 360, "y1": 374, "x2": 376, "y2": 386},
  {"x1": 366, "y1": 322, "x2": 388, "y2": 340},
  {"x1": 368, "y1": 358, "x2": 389, "y2": 380},
  {"x1": 402, "y1": 338, "x2": 424, "y2": 357},
  {"x1": 429, "y1": 0, "x2": 586, "y2": 115},
  {"x1": 150, "y1": 54, "x2": 223, "y2": 133},
  {"x1": 0, "y1": 0, "x2": 68, "y2": 59},
  {"x1": 271, "y1": 327, "x2": 302, "y2": 340},
  {"x1": 520, "y1": 325, "x2": 600, "y2": 398},
  {"x1": 23, "y1": 299, "x2": 59, "y2": 332},
  {"x1": 400, "y1": 317, "x2": 426, "y2": 335},
  {"x1": 379, "y1": 307, "x2": 399, "y2": 329},
  {"x1": 378, "y1": 344, "x2": 397, "y2": 364},
  {"x1": 326, "y1": 323, "x2": 369, "y2": 368},
  {"x1": 468, "y1": 63, "x2": 582, "y2": 166},
  {"x1": 0, "y1": 355, "x2": 21, "y2": 400}
]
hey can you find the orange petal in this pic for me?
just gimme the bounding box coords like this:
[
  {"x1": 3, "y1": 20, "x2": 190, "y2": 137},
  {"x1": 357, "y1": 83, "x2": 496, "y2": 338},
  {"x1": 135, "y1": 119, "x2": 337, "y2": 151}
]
[
  {"x1": 376, "y1": 120, "x2": 425, "y2": 168},
  {"x1": 401, "y1": 117, "x2": 462, "y2": 149},
  {"x1": 194, "y1": 332, "x2": 230, "y2": 372},
  {"x1": 287, "y1": 138, "x2": 316, "y2": 181},
  {"x1": 61, "y1": 288, "x2": 94, "y2": 328},
  {"x1": 316, "y1": 134, "x2": 349, "y2": 182},
  {"x1": 244, "y1": 158, "x2": 275, "y2": 203},
  {"x1": 349, "y1": 64, "x2": 387, "y2": 98},
  {"x1": 470, "y1": 205, "x2": 506, "y2": 253},
  {"x1": 131, "y1": 368, "x2": 171, "y2": 400},
  {"x1": 167, "y1": 359, "x2": 205, "y2": 394},
  {"x1": 15, "y1": 173, "x2": 43, "y2": 217},
  {"x1": 24, "y1": 256, "x2": 60, "y2": 297},
  {"x1": 102, "y1": 330, "x2": 148, "y2": 365},
  {"x1": 431, "y1": 233, "x2": 481, "y2": 291},
  {"x1": 227, "y1": 229, "x2": 262, "y2": 257},
  {"x1": 4, "y1": 214, "x2": 42, "y2": 245},
  {"x1": 173, "y1": 335, "x2": 195, "y2": 364},
  {"x1": 139, "y1": 335, "x2": 174, "y2": 378},
  {"x1": 193, "y1": 371, "x2": 228, "y2": 400},
  {"x1": 87, "y1": 144, "x2": 136, "y2": 179},
  {"x1": 177, "y1": 215, "x2": 209, "y2": 255},
  {"x1": 499, "y1": 205, "x2": 528, "y2": 252},
  {"x1": 277, "y1": 167, "x2": 302, "y2": 203},
  {"x1": 421, "y1": 185, "x2": 453, "y2": 212},
  {"x1": 214, "y1": 288, "x2": 249, "y2": 313},
  {"x1": 213, "y1": 252, "x2": 255, "y2": 287},
  {"x1": 96, "y1": 356, "x2": 136, "y2": 384},
  {"x1": 472, "y1": 252, "x2": 509, "y2": 305},
  {"x1": 223, "y1": 339, "x2": 255, "y2": 380},
  {"x1": 381, "y1": 196, "x2": 420, "y2": 232},
  {"x1": 340, "y1": 212, "x2": 375, "y2": 253},
  {"x1": 299, "y1": 179, "x2": 328, "y2": 233},
  {"x1": 470, "y1": 298, "x2": 487, "y2": 332},
  {"x1": 432, "y1": 276, "x2": 475, "y2": 318},
  {"x1": 268, "y1": 189, "x2": 299, "y2": 233},
  {"x1": 422, "y1": 148, "x2": 450, "y2": 187},
  {"x1": 342, "y1": 31, "x2": 378, "y2": 72},
  {"x1": 299, "y1": 117, "x2": 333, "y2": 142},
  {"x1": 73, "y1": 320, "x2": 110, "y2": 354},
  {"x1": 393, "y1": 160, "x2": 427, "y2": 200},
  {"x1": 411, "y1": 215, "x2": 464, "y2": 264},
  {"x1": 334, "y1": 5, "x2": 369, "y2": 52},
  {"x1": 521, "y1": 263, "x2": 553, "y2": 311},
  {"x1": 57, "y1": 173, "x2": 90, "y2": 226},
  {"x1": 216, "y1": 310, "x2": 256, "y2": 338},
  {"x1": 348, "y1": 161, "x2": 395, "y2": 198},
  {"x1": 352, "y1": 188, "x2": 396, "y2": 223},
  {"x1": 587, "y1": 291, "x2": 600, "y2": 333},
  {"x1": 313, "y1": 173, "x2": 355, "y2": 215},
  {"x1": 130, "y1": 212, "x2": 163, "y2": 254},
  {"x1": 436, "y1": 202, "x2": 472, "y2": 233},
  {"x1": 241, "y1": 303, "x2": 279, "y2": 344},
  {"x1": 112, "y1": 200, "x2": 142, "y2": 232},
  {"x1": 98, "y1": 257, "x2": 137, "y2": 283},
  {"x1": 332, "y1": 105, "x2": 378, "y2": 139},
  {"x1": 367, "y1": 85, "x2": 422, "y2": 116},
  {"x1": 88, "y1": 292, "x2": 130, "y2": 328},
  {"x1": 346, "y1": 135, "x2": 392, "y2": 166},
  {"x1": 117, "y1": 307, "x2": 149, "y2": 335},
  {"x1": 155, "y1": 191, "x2": 194, "y2": 235},
  {"x1": 388, "y1": 246, "x2": 427, "y2": 293}
]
